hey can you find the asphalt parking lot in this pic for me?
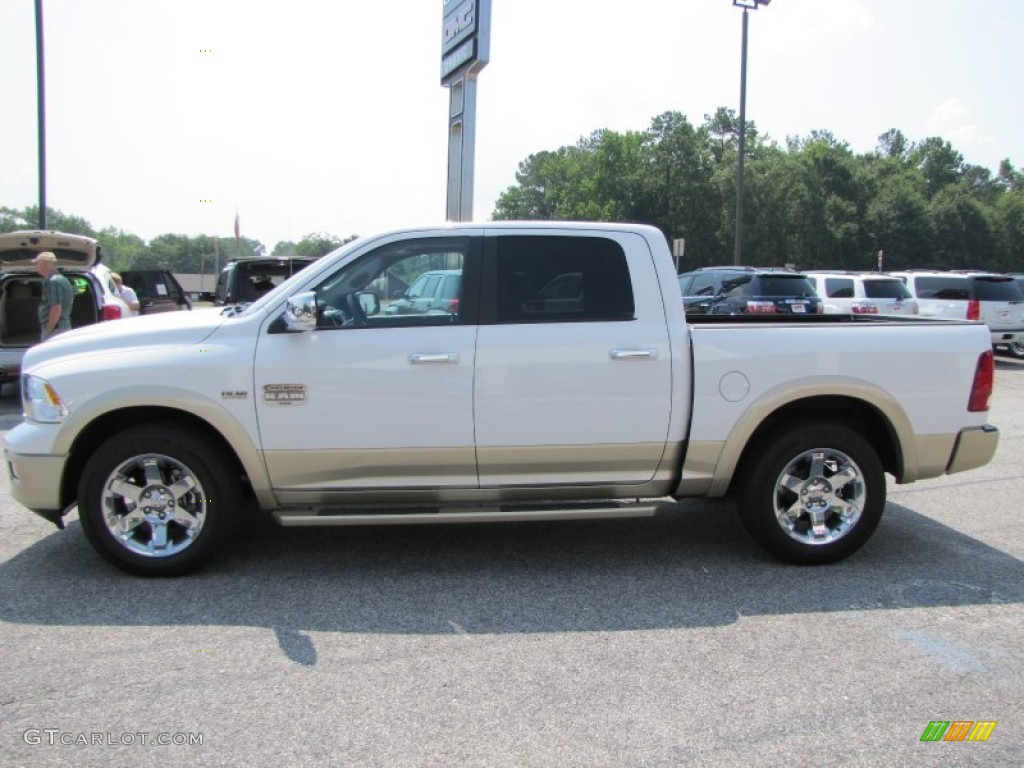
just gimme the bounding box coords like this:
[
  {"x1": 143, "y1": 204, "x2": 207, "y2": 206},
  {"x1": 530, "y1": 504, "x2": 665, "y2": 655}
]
[{"x1": 0, "y1": 364, "x2": 1021, "y2": 767}]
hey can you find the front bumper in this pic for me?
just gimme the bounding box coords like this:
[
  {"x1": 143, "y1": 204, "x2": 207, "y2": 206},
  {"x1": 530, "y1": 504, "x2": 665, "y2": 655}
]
[
  {"x1": 946, "y1": 424, "x2": 1000, "y2": 475},
  {"x1": 5, "y1": 450, "x2": 68, "y2": 523},
  {"x1": 4, "y1": 419, "x2": 70, "y2": 526}
]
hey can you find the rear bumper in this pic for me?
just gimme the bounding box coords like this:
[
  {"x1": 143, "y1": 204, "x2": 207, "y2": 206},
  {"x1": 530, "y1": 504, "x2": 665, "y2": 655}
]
[
  {"x1": 990, "y1": 330, "x2": 1024, "y2": 344},
  {"x1": 946, "y1": 424, "x2": 999, "y2": 475}
]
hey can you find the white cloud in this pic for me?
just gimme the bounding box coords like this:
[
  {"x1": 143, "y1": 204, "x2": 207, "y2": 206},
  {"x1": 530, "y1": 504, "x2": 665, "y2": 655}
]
[{"x1": 926, "y1": 98, "x2": 995, "y2": 149}]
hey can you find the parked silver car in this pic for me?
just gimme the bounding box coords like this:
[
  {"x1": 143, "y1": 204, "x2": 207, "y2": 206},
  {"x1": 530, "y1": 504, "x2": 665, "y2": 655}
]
[
  {"x1": 805, "y1": 271, "x2": 918, "y2": 317},
  {"x1": 891, "y1": 270, "x2": 1024, "y2": 357},
  {"x1": 385, "y1": 269, "x2": 462, "y2": 315}
]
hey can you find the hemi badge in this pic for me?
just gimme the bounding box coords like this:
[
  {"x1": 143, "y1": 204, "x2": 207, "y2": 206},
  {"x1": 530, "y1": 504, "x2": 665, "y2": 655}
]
[
  {"x1": 221, "y1": 390, "x2": 248, "y2": 400},
  {"x1": 263, "y1": 384, "x2": 307, "y2": 405}
]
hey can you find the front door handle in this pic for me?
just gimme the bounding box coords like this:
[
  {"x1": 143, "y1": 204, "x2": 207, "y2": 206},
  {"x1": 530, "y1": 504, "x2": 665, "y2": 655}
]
[
  {"x1": 609, "y1": 348, "x2": 658, "y2": 360},
  {"x1": 409, "y1": 353, "x2": 460, "y2": 364}
]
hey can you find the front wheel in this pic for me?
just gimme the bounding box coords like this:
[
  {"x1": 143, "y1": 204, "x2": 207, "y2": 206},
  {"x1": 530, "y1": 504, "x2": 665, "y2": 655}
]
[
  {"x1": 736, "y1": 422, "x2": 885, "y2": 565},
  {"x1": 78, "y1": 424, "x2": 242, "y2": 576},
  {"x1": 1007, "y1": 340, "x2": 1024, "y2": 359}
]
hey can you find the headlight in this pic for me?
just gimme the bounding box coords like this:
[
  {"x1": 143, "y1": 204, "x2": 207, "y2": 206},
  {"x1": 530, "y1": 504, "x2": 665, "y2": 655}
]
[{"x1": 22, "y1": 375, "x2": 69, "y2": 423}]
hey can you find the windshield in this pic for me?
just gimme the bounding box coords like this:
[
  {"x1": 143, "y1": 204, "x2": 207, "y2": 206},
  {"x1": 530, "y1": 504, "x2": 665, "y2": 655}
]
[{"x1": 237, "y1": 239, "x2": 363, "y2": 317}]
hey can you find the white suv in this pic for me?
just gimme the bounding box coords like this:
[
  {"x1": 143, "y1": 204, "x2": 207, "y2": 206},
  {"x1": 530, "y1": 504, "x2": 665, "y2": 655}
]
[
  {"x1": 805, "y1": 271, "x2": 918, "y2": 317},
  {"x1": 891, "y1": 270, "x2": 1024, "y2": 357}
]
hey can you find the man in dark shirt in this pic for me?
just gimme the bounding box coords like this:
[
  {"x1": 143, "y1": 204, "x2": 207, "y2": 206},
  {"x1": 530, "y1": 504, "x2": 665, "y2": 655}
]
[{"x1": 34, "y1": 251, "x2": 74, "y2": 341}]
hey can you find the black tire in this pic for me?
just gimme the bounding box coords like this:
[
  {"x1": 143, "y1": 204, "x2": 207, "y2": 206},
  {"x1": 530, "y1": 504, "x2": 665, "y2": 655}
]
[
  {"x1": 736, "y1": 421, "x2": 885, "y2": 565},
  {"x1": 1008, "y1": 340, "x2": 1024, "y2": 360},
  {"x1": 78, "y1": 424, "x2": 242, "y2": 576}
]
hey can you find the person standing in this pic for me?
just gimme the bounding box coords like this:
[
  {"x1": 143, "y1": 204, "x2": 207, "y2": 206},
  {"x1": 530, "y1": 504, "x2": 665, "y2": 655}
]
[
  {"x1": 110, "y1": 272, "x2": 141, "y2": 316},
  {"x1": 34, "y1": 251, "x2": 74, "y2": 341}
]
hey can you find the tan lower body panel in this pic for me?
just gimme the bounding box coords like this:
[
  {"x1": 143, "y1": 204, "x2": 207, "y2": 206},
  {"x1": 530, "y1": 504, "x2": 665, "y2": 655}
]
[
  {"x1": 477, "y1": 442, "x2": 673, "y2": 487},
  {"x1": 268, "y1": 442, "x2": 680, "y2": 506},
  {"x1": 674, "y1": 440, "x2": 724, "y2": 497},
  {"x1": 909, "y1": 433, "x2": 958, "y2": 482},
  {"x1": 263, "y1": 446, "x2": 479, "y2": 493}
]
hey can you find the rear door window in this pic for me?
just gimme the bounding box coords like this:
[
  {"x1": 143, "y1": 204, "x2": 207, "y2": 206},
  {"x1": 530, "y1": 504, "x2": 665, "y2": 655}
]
[{"x1": 493, "y1": 236, "x2": 634, "y2": 323}]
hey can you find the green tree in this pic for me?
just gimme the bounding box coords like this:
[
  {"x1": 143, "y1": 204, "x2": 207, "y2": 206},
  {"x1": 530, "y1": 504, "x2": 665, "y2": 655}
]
[
  {"x1": 928, "y1": 186, "x2": 998, "y2": 269},
  {"x1": 911, "y1": 137, "x2": 965, "y2": 198},
  {"x1": 991, "y1": 190, "x2": 1024, "y2": 271},
  {"x1": 0, "y1": 206, "x2": 97, "y2": 236},
  {"x1": 96, "y1": 227, "x2": 147, "y2": 271},
  {"x1": 271, "y1": 240, "x2": 297, "y2": 256},
  {"x1": 294, "y1": 232, "x2": 357, "y2": 258},
  {"x1": 864, "y1": 173, "x2": 934, "y2": 270}
]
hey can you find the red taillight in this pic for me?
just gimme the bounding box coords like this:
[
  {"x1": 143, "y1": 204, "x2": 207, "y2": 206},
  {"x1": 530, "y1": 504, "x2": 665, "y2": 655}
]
[
  {"x1": 448, "y1": 299, "x2": 460, "y2": 314},
  {"x1": 968, "y1": 350, "x2": 994, "y2": 412},
  {"x1": 966, "y1": 299, "x2": 980, "y2": 320},
  {"x1": 747, "y1": 301, "x2": 777, "y2": 314},
  {"x1": 102, "y1": 304, "x2": 123, "y2": 321}
]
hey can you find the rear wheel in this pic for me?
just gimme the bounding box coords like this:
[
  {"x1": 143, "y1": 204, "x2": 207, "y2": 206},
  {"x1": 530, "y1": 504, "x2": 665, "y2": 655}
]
[
  {"x1": 78, "y1": 424, "x2": 241, "y2": 576},
  {"x1": 1007, "y1": 340, "x2": 1024, "y2": 359},
  {"x1": 737, "y1": 422, "x2": 885, "y2": 565}
]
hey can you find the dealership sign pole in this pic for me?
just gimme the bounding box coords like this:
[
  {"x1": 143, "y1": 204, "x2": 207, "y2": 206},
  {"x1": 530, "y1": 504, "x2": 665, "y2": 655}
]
[{"x1": 442, "y1": 0, "x2": 490, "y2": 222}]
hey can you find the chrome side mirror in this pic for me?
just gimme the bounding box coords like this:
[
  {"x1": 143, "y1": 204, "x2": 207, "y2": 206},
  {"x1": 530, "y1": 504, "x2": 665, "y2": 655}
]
[{"x1": 283, "y1": 291, "x2": 317, "y2": 332}]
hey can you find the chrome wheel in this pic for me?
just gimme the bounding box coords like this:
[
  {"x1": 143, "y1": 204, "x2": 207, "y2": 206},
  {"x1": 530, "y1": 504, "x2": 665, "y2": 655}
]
[
  {"x1": 101, "y1": 452, "x2": 208, "y2": 558},
  {"x1": 773, "y1": 447, "x2": 865, "y2": 546},
  {"x1": 1009, "y1": 340, "x2": 1024, "y2": 359}
]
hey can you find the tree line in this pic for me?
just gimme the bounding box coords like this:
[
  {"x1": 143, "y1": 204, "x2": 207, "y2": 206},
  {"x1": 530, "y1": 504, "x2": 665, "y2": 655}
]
[
  {"x1": 0, "y1": 206, "x2": 357, "y2": 273},
  {"x1": 492, "y1": 108, "x2": 1024, "y2": 273}
]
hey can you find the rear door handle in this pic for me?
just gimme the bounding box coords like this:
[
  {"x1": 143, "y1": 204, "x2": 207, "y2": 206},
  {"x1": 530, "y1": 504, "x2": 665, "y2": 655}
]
[
  {"x1": 609, "y1": 348, "x2": 658, "y2": 360},
  {"x1": 409, "y1": 353, "x2": 460, "y2": 364}
]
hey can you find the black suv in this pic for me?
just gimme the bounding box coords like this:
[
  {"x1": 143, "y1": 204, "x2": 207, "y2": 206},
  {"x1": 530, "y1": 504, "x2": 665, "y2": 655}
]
[
  {"x1": 214, "y1": 256, "x2": 319, "y2": 305},
  {"x1": 678, "y1": 266, "x2": 823, "y2": 315},
  {"x1": 121, "y1": 270, "x2": 191, "y2": 314}
]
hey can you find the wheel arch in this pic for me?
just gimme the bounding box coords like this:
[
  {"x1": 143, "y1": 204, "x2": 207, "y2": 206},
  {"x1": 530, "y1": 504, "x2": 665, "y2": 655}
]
[
  {"x1": 706, "y1": 380, "x2": 916, "y2": 497},
  {"x1": 60, "y1": 406, "x2": 269, "y2": 512},
  {"x1": 729, "y1": 396, "x2": 902, "y2": 496}
]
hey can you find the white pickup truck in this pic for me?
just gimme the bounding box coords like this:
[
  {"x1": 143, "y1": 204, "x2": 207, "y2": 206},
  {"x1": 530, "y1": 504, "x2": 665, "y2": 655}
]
[{"x1": 4, "y1": 223, "x2": 1000, "y2": 576}]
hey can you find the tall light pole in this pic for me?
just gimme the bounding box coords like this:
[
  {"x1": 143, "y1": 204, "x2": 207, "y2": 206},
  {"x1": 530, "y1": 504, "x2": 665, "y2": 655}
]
[
  {"x1": 35, "y1": 0, "x2": 47, "y2": 229},
  {"x1": 732, "y1": 0, "x2": 770, "y2": 266}
]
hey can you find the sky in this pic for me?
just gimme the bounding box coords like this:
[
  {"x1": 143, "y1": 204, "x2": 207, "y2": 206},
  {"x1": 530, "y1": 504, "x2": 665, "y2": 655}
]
[{"x1": 1, "y1": 0, "x2": 1022, "y2": 251}]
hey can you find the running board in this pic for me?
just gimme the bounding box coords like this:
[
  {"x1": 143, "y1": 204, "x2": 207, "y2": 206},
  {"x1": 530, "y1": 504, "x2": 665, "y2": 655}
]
[{"x1": 273, "y1": 500, "x2": 660, "y2": 527}]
